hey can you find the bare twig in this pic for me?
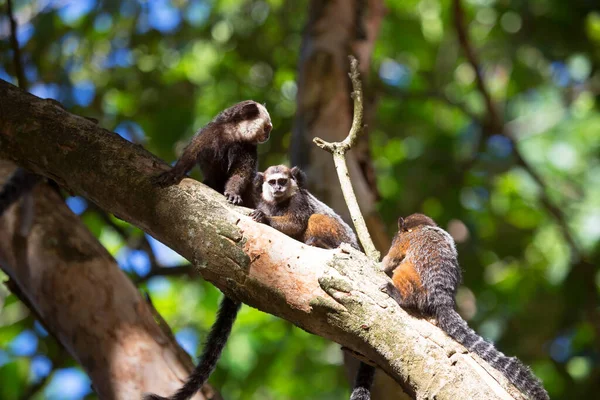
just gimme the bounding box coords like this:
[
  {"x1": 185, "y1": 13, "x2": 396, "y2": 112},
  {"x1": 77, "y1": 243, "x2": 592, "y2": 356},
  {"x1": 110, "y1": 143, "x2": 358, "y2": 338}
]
[
  {"x1": 513, "y1": 152, "x2": 580, "y2": 255},
  {"x1": 6, "y1": 0, "x2": 27, "y2": 90},
  {"x1": 136, "y1": 264, "x2": 194, "y2": 284},
  {"x1": 313, "y1": 56, "x2": 380, "y2": 261},
  {"x1": 452, "y1": 0, "x2": 500, "y2": 132}
]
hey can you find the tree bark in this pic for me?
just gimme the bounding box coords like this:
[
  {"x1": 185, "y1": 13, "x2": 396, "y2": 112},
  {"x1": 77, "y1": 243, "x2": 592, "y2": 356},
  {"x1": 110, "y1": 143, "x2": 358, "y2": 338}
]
[
  {"x1": 0, "y1": 161, "x2": 218, "y2": 400},
  {"x1": 292, "y1": 0, "x2": 390, "y2": 253},
  {"x1": 0, "y1": 79, "x2": 529, "y2": 400}
]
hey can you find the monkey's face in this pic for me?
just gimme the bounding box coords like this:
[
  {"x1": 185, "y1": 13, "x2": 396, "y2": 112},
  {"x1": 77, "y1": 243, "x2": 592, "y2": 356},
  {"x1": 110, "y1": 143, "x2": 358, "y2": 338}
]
[
  {"x1": 266, "y1": 174, "x2": 290, "y2": 199},
  {"x1": 254, "y1": 103, "x2": 273, "y2": 144},
  {"x1": 261, "y1": 166, "x2": 298, "y2": 203},
  {"x1": 231, "y1": 102, "x2": 272, "y2": 144},
  {"x1": 255, "y1": 121, "x2": 272, "y2": 144}
]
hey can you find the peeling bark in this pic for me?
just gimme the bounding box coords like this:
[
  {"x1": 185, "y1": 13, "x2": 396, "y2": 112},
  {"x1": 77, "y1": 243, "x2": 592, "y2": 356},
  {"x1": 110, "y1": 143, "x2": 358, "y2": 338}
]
[
  {"x1": 0, "y1": 79, "x2": 528, "y2": 399},
  {"x1": 0, "y1": 161, "x2": 218, "y2": 400}
]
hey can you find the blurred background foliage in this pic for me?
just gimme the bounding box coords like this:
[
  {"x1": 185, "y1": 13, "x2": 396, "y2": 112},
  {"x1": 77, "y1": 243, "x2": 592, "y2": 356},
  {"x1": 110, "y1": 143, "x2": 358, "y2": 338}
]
[{"x1": 0, "y1": 0, "x2": 599, "y2": 399}]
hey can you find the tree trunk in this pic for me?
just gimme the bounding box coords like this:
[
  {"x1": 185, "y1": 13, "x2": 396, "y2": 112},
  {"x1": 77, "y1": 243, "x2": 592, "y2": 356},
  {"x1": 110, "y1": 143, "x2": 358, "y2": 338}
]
[
  {"x1": 0, "y1": 79, "x2": 529, "y2": 400},
  {"x1": 292, "y1": 0, "x2": 390, "y2": 253},
  {"x1": 0, "y1": 161, "x2": 218, "y2": 400},
  {"x1": 292, "y1": 1, "x2": 401, "y2": 397}
]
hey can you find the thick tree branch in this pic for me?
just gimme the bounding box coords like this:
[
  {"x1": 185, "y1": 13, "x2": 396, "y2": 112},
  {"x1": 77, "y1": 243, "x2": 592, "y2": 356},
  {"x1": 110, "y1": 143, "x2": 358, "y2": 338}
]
[
  {"x1": 0, "y1": 161, "x2": 216, "y2": 400},
  {"x1": 0, "y1": 79, "x2": 527, "y2": 399}
]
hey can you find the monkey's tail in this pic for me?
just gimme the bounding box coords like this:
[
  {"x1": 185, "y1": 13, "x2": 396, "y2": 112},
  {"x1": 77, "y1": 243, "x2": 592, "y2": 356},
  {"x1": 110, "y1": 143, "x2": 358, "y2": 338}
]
[
  {"x1": 436, "y1": 306, "x2": 549, "y2": 400},
  {"x1": 143, "y1": 297, "x2": 242, "y2": 400},
  {"x1": 349, "y1": 362, "x2": 375, "y2": 400},
  {"x1": 0, "y1": 168, "x2": 41, "y2": 215}
]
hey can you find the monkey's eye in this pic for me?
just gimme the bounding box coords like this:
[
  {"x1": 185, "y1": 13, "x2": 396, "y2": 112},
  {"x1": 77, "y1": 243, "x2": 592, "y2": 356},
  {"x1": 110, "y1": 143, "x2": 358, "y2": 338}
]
[
  {"x1": 268, "y1": 179, "x2": 277, "y2": 185},
  {"x1": 277, "y1": 178, "x2": 288, "y2": 186}
]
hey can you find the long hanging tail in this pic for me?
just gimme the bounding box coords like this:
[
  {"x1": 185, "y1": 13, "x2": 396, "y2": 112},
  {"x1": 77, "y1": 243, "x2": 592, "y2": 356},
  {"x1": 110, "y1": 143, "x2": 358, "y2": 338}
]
[
  {"x1": 349, "y1": 362, "x2": 375, "y2": 400},
  {"x1": 144, "y1": 296, "x2": 242, "y2": 400},
  {"x1": 436, "y1": 307, "x2": 548, "y2": 400},
  {"x1": 0, "y1": 168, "x2": 41, "y2": 215}
]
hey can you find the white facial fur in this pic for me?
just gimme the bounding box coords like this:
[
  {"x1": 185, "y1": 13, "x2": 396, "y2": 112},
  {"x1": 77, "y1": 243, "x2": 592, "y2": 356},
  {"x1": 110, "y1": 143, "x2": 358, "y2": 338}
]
[
  {"x1": 233, "y1": 103, "x2": 272, "y2": 143},
  {"x1": 262, "y1": 172, "x2": 298, "y2": 203}
]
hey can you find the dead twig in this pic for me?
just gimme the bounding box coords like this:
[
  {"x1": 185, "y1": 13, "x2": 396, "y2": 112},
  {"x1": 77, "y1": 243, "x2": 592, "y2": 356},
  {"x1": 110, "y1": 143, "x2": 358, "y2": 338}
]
[
  {"x1": 6, "y1": 0, "x2": 27, "y2": 90},
  {"x1": 313, "y1": 55, "x2": 380, "y2": 261}
]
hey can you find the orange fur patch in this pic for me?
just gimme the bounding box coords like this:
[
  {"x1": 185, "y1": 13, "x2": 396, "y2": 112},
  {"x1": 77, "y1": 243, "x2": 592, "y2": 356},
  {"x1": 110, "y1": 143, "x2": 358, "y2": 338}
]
[
  {"x1": 386, "y1": 237, "x2": 410, "y2": 261},
  {"x1": 391, "y1": 260, "x2": 425, "y2": 299},
  {"x1": 302, "y1": 214, "x2": 344, "y2": 247}
]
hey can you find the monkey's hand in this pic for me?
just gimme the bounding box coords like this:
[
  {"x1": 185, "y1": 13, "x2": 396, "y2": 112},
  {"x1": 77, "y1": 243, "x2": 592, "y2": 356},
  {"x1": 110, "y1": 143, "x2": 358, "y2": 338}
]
[
  {"x1": 224, "y1": 191, "x2": 243, "y2": 205},
  {"x1": 152, "y1": 169, "x2": 183, "y2": 187},
  {"x1": 250, "y1": 209, "x2": 268, "y2": 224}
]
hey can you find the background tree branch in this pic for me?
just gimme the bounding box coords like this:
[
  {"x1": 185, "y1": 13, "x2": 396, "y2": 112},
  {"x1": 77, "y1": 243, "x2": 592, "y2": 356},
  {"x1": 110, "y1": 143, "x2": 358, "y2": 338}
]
[
  {"x1": 0, "y1": 160, "x2": 218, "y2": 400},
  {"x1": 0, "y1": 79, "x2": 531, "y2": 399},
  {"x1": 452, "y1": 0, "x2": 581, "y2": 258}
]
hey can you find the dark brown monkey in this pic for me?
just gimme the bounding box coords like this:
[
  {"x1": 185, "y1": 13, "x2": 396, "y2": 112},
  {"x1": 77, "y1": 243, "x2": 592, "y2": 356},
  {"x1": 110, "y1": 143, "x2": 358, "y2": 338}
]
[
  {"x1": 250, "y1": 165, "x2": 359, "y2": 250},
  {"x1": 145, "y1": 101, "x2": 272, "y2": 400},
  {"x1": 153, "y1": 100, "x2": 272, "y2": 207},
  {"x1": 351, "y1": 214, "x2": 549, "y2": 400}
]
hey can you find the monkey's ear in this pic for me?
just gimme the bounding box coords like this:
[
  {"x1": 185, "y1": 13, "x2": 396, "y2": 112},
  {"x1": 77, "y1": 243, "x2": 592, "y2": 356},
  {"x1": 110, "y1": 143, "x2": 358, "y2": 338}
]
[
  {"x1": 253, "y1": 172, "x2": 264, "y2": 190},
  {"x1": 398, "y1": 217, "x2": 406, "y2": 231},
  {"x1": 290, "y1": 166, "x2": 307, "y2": 187},
  {"x1": 239, "y1": 102, "x2": 260, "y2": 120}
]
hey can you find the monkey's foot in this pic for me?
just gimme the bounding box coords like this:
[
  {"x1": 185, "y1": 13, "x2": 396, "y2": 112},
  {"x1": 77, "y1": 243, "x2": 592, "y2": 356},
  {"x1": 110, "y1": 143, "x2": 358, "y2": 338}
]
[{"x1": 379, "y1": 281, "x2": 405, "y2": 306}]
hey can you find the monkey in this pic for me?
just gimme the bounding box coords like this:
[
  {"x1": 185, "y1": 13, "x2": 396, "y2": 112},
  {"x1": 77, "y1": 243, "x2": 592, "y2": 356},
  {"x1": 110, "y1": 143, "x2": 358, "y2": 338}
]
[
  {"x1": 251, "y1": 165, "x2": 381, "y2": 398},
  {"x1": 152, "y1": 100, "x2": 273, "y2": 207},
  {"x1": 350, "y1": 213, "x2": 549, "y2": 400},
  {"x1": 250, "y1": 164, "x2": 359, "y2": 250},
  {"x1": 144, "y1": 101, "x2": 272, "y2": 400}
]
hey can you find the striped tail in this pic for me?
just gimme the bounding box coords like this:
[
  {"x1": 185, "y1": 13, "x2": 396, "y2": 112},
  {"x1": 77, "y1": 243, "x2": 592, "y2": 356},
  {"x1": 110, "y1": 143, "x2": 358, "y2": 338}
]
[
  {"x1": 0, "y1": 168, "x2": 40, "y2": 215},
  {"x1": 436, "y1": 307, "x2": 548, "y2": 400},
  {"x1": 349, "y1": 362, "x2": 375, "y2": 400},
  {"x1": 143, "y1": 297, "x2": 241, "y2": 400}
]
